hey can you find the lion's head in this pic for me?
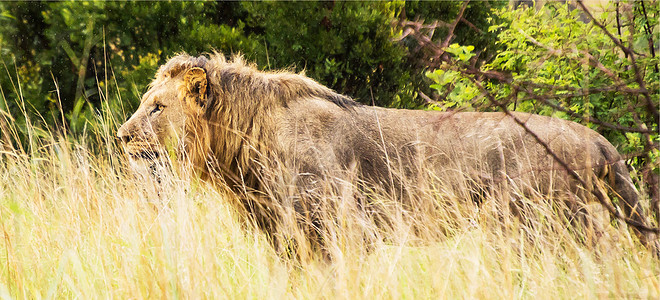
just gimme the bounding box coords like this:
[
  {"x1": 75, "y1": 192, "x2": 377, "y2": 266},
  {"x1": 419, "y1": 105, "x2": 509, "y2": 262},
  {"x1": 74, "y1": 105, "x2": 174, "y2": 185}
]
[
  {"x1": 118, "y1": 52, "x2": 351, "y2": 184},
  {"x1": 117, "y1": 55, "x2": 212, "y2": 166}
]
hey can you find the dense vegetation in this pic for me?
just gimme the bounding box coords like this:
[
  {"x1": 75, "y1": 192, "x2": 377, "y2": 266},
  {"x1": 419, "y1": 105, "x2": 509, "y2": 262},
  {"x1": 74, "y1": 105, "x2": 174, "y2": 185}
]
[{"x1": 0, "y1": 1, "x2": 498, "y2": 133}]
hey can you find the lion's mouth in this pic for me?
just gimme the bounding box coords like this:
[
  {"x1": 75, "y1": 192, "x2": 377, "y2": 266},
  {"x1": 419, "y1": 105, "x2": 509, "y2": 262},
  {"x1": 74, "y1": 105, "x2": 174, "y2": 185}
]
[
  {"x1": 129, "y1": 150, "x2": 162, "y2": 160},
  {"x1": 122, "y1": 141, "x2": 165, "y2": 161}
]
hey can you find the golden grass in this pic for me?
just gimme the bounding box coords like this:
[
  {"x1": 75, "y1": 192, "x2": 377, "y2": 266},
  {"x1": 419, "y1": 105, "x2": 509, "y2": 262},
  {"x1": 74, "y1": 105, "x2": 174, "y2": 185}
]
[{"x1": 0, "y1": 125, "x2": 657, "y2": 299}]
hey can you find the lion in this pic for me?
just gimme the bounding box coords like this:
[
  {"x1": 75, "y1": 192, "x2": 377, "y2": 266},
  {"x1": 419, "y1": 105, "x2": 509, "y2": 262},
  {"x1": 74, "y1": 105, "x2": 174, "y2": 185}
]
[{"x1": 117, "y1": 52, "x2": 655, "y2": 249}]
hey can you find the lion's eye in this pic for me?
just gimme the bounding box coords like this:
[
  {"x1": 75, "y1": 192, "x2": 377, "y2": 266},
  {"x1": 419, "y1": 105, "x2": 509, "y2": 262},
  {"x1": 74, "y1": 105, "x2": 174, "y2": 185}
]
[{"x1": 150, "y1": 104, "x2": 165, "y2": 115}]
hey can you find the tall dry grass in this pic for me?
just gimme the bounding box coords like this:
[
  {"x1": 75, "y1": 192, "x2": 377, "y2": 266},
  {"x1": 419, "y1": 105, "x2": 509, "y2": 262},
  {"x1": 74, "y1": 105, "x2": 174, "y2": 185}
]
[{"x1": 0, "y1": 85, "x2": 658, "y2": 299}]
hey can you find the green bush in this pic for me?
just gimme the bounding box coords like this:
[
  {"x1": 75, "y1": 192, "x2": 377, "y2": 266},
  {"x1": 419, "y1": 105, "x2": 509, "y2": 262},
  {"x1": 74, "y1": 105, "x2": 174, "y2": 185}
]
[{"x1": 241, "y1": 1, "x2": 414, "y2": 107}]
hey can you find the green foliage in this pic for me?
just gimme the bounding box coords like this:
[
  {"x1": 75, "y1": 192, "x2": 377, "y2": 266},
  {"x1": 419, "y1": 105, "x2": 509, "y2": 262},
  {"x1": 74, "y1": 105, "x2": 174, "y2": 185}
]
[
  {"x1": 490, "y1": 2, "x2": 658, "y2": 153},
  {"x1": 240, "y1": 1, "x2": 414, "y2": 107},
  {"x1": 425, "y1": 44, "x2": 479, "y2": 111},
  {"x1": 0, "y1": 1, "x2": 498, "y2": 143},
  {"x1": 404, "y1": 0, "x2": 503, "y2": 60},
  {"x1": 444, "y1": 44, "x2": 476, "y2": 63},
  {"x1": 425, "y1": 43, "x2": 490, "y2": 112},
  {"x1": 426, "y1": 69, "x2": 480, "y2": 111},
  {"x1": 0, "y1": 2, "x2": 262, "y2": 136}
]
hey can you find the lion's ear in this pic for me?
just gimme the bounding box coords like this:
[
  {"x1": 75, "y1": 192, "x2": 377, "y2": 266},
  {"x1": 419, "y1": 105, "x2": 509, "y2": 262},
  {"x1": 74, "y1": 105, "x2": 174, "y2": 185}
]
[{"x1": 183, "y1": 67, "x2": 208, "y2": 113}]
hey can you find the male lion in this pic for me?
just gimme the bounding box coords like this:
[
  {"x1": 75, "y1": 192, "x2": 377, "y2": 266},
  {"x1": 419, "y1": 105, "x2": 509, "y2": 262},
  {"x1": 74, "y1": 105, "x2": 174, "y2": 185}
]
[{"x1": 117, "y1": 52, "x2": 655, "y2": 248}]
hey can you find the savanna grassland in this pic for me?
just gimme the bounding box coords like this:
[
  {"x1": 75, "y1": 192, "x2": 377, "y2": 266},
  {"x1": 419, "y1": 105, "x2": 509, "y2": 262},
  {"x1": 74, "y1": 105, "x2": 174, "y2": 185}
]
[{"x1": 0, "y1": 107, "x2": 657, "y2": 299}]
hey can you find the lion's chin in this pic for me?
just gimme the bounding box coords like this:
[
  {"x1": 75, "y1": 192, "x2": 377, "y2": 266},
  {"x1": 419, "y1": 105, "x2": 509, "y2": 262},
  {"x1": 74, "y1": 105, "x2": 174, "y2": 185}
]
[{"x1": 125, "y1": 150, "x2": 174, "y2": 191}]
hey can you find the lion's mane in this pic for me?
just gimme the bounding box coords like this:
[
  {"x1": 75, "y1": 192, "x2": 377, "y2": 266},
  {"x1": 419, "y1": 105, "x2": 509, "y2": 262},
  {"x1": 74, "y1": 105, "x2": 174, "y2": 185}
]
[{"x1": 154, "y1": 53, "x2": 358, "y2": 190}]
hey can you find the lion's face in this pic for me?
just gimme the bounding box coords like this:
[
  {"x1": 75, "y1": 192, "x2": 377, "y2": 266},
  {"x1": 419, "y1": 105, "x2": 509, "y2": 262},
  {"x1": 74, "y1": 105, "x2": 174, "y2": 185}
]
[
  {"x1": 116, "y1": 80, "x2": 186, "y2": 161},
  {"x1": 117, "y1": 66, "x2": 209, "y2": 163}
]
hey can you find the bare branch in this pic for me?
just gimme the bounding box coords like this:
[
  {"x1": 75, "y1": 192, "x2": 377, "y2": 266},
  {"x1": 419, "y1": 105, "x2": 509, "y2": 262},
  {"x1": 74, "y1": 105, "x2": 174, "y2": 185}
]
[
  {"x1": 440, "y1": 1, "x2": 470, "y2": 50},
  {"x1": 460, "y1": 17, "x2": 483, "y2": 34},
  {"x1": 638, "y1": 1, "x2": 659, "y2": 73},
  {"x1": 516, "y1": 90, "x2": 656, "y2": 134},
  {"x1": 576, "y1": 0, "x2": 659, "y2": 125}
]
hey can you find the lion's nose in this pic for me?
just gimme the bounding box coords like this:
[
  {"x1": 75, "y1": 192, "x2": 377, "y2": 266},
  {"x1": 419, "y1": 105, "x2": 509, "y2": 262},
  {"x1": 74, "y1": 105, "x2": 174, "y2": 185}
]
[
  {"x1": 116, "y1": 126, "x2": 133, "y2": 144},
  {"x1": 118, "y1": 134, "x2": 132, "y2": 144}
]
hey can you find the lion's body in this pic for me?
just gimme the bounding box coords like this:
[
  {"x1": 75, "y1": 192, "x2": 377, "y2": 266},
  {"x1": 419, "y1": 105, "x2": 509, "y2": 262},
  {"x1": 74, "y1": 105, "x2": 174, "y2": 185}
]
[
  {"x1": 117, "y1": 53, "x2": 652, "y2": 247},
  {"x1": 280, "y1": 102, "x2": 609, "y2": 193}
]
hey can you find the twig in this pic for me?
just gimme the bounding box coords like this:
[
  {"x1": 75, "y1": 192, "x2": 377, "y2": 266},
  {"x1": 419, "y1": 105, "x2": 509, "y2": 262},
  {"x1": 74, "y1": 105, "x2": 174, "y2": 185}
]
[
  {"x1": 576, "y1": 0, "x2": 659, "y2": 125},
  {"x1": 440, "y1": 1, "x2": 470, "y2": 50},
  {"x1": 517, "y1": 28, "x2": 626, "y2": 86},
  {"x1": 460, "y1": 17, "x2": 483, "y2": 34},
  {"x1": 638, "y1": 1, "x2": 659, "y2": 73},
  {"x1": 515, "y1": 90, "x2": 656, "y2": 134},
  {"x1": 418, "y1": 90, "x2": 437, "y2": 105}
]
